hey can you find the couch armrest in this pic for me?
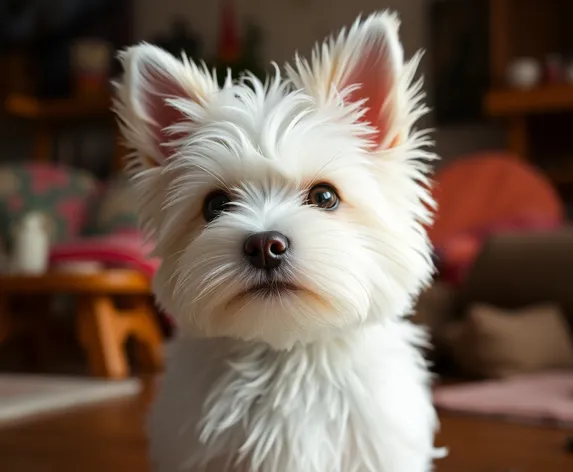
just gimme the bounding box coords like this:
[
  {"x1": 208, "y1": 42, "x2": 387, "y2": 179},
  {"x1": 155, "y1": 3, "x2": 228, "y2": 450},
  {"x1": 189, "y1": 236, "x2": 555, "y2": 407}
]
[
  {"x1": 412, "y1": 281, "x2": 457, "y2": 333},
  {"x1": 456, "y1": 227, "x2": 573, "y2": 326}
]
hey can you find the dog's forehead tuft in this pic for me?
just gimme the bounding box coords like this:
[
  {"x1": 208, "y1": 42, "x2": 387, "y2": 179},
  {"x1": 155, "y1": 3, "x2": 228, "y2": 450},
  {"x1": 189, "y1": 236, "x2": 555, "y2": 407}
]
[{"x1": 181, "y1": 75, "x2": 363, "y2": 161}]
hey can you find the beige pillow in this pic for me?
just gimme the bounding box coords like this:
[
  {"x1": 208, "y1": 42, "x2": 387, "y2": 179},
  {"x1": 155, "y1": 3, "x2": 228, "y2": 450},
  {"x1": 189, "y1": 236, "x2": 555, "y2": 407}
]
[{"x1": 445, "y1": 304, "x2": 573, "y2": 379}]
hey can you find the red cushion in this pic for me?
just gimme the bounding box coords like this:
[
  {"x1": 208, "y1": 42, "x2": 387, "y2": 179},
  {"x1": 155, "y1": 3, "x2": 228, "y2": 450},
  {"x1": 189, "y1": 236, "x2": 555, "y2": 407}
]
[
  {"x1": 429, "y1": 152, "x2": 565, "y2": 248},
  {"x1": 49, "y1": 231, "x2": 159, "y2": 277}
]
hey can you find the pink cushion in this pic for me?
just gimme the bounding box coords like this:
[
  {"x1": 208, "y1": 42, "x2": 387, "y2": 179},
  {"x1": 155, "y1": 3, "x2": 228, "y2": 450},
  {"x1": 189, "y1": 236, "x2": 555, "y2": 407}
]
[
  {"x1": 49, "y1": 231, "x2": 159, "y2": 277},
  {"x1": 433, "y1": 371, "x2": 573, "y2": 427},
  {"x1": 437, "y1": 233, "x2": 481, "y2": 285}
]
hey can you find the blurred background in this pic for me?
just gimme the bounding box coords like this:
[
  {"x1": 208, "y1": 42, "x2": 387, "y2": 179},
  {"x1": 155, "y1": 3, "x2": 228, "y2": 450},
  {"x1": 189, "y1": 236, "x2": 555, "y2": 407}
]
[{"x1": 0, "y1": 1, "x2": 572, "y2": 471}]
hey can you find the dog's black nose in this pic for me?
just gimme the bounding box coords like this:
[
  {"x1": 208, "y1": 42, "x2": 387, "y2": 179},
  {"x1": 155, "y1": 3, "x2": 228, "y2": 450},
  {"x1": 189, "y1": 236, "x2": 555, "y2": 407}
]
[{"x1": 243, "y1": 231, "x2": 289, "y2": 270}]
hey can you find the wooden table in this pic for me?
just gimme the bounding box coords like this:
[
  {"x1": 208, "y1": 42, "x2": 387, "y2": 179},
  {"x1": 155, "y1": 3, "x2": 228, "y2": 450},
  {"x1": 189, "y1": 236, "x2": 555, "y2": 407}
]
[
  {"x1": 0, "y1": 270, "x2": 163, "y2": 379},
  {"x1": 0, "y1": 376, "x2": 571, "y2": 471}
]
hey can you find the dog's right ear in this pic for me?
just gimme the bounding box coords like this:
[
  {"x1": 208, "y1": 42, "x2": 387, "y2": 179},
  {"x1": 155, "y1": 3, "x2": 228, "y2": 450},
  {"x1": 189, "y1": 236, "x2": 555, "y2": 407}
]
[{"x1": 114, "y1": 44, "x2": 219, "y2": 174}]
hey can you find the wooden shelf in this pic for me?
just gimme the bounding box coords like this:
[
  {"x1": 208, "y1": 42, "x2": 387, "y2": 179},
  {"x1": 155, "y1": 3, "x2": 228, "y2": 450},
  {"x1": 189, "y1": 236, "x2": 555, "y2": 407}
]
[
  {"x1": 3, "y1": 92, "x2": 124, "y2": 169},
  {"x1": 5, "y1": 93, "x2": 112, "y2": 120},
  {"x1": 485, "y1": 84, "x2": 573, "y2": 117}
]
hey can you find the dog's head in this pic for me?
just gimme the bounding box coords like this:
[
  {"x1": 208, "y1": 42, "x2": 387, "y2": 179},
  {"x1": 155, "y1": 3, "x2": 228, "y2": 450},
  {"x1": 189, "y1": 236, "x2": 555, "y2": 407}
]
[{"x1": 114, "y1": 11, "x2": 436, "y2": 349}]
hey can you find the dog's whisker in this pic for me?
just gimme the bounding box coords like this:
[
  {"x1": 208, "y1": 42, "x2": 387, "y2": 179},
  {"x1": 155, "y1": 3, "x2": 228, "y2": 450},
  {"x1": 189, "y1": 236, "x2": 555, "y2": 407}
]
[{"x1": 306, "y1": 151, "x2": 346, "y2": 187}]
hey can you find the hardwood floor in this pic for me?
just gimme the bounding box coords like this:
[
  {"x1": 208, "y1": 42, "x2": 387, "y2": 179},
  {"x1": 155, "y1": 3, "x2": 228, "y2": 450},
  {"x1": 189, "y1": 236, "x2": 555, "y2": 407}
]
[{"x1": 0, "y1": 379, "x2": 571, "y2": 472}]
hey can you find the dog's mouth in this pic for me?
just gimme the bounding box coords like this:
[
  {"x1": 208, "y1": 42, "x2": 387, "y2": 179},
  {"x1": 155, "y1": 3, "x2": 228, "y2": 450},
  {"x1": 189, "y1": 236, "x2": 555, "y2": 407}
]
[
  {"x1": 243, "y1": 281, "x2": 300, "y2": 297},
  {"x1": 225, "y1": 281, "x2": 301, "y2": 310},
  {"x1": 223, "y1": 279, "x2": 333, "y2": 314},
  {"x1": 224, "y1": 278, "x2": 334, "y2": 313}
]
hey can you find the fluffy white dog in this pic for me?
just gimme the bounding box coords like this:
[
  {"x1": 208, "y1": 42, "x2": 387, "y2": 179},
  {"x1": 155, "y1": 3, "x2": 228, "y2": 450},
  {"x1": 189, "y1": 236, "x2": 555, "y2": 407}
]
[{"x1": 114, "y1": 10, "x2": 443, "y2": 472}]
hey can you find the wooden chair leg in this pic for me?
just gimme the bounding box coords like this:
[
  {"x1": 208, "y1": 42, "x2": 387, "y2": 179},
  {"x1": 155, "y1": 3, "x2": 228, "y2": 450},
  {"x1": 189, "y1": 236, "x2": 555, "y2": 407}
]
[
  {"x1": 129, "y1": 298, "x2": 164, "y2": 373},
  {"x1": 77, "y1": 296, "x2": 129, "y2": 379}
]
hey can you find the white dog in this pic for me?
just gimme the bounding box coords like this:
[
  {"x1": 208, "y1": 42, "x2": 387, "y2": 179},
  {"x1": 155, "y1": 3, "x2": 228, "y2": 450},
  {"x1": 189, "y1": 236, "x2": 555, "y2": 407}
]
[{"x1": 114, "y1": 10, "x2": 443, "y2": 472}]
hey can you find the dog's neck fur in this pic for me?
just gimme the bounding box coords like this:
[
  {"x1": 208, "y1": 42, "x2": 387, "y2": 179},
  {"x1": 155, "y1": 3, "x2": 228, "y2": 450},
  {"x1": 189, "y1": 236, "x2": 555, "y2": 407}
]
[{"x1": 152, "y1": 321, "x2": 440, "y2": 472}]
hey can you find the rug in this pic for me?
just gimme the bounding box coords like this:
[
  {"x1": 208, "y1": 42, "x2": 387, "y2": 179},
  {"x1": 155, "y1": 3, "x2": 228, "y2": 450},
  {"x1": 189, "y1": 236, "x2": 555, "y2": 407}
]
[
  {"x1": 0, "y1": 374, "x2": 141, "y2": 426},
  {"x1": 433, "y1": 370, "x2": 573, "y2": 428}
]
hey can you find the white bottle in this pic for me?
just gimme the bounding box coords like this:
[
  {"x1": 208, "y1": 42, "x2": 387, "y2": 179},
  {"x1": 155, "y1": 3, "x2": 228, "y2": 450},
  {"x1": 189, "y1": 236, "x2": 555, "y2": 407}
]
[
  {"x1": 506, "y1": 57, "x2": 541, "y2": 89},
  {"x1": 10, "y1": 211, "x2": 52, "y2": 275}
]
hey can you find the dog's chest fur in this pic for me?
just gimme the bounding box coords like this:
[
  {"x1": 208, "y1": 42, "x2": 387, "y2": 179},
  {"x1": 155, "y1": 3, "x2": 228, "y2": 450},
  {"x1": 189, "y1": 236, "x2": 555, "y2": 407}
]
[{"x1": 149, "y1": 321, "x2": 439, "y2": 472}]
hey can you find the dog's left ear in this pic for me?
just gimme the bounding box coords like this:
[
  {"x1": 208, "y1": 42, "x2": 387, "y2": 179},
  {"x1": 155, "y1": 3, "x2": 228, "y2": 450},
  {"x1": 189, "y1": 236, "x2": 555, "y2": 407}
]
[
  {"x1": 114, "y1": 44, "x2": 219, "y2": 172},
  {"x1": 287, "y1": 11, "x2": 415, "y2": 149}
]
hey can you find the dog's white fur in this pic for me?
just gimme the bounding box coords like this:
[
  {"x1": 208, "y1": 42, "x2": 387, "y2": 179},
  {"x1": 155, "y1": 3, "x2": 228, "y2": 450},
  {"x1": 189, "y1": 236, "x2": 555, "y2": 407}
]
[{"x1": 114, "y1": 11, "x2": 442, "y2": 472}]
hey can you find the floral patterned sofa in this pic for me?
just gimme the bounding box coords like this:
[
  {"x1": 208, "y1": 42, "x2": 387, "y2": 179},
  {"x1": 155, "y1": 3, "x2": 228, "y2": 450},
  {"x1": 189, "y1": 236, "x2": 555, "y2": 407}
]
[
  {"x1": 0, "y1": 163, "x2": 158, "y2": 277},
  {"x1": 0, "y1": 163, "x2": 167, "y2": 378}
]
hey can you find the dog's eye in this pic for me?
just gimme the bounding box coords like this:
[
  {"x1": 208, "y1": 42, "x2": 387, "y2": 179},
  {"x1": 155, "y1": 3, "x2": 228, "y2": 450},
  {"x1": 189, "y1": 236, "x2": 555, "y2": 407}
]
[
  {"x1": 203, "y1": 190, "x2": 231, "y2": 222},
  {"x1": 306, "y1": 184, "x2": 340, "y2": 210}
]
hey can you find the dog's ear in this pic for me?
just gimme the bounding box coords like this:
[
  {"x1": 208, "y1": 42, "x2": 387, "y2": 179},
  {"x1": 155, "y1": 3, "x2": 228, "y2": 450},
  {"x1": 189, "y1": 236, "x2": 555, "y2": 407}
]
[
  {"x1": 287, "y1": 11, "x2": 417, "y2": 149},
  {"x1": 114, "y1": 44, "x2": 219, "y2": 173}
]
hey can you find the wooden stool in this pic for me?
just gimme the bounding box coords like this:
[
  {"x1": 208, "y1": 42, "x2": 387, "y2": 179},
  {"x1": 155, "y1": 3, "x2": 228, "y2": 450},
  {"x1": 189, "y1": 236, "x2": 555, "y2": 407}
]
[{"x1": 0, "y1": 269, "x2": 163, "y2": 379}]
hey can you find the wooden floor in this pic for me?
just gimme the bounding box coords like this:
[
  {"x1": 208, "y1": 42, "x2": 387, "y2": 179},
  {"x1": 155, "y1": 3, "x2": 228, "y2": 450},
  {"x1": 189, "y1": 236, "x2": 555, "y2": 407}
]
[{"x1": 0, "y1": 378, "x2": 571, "y2": 472}]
